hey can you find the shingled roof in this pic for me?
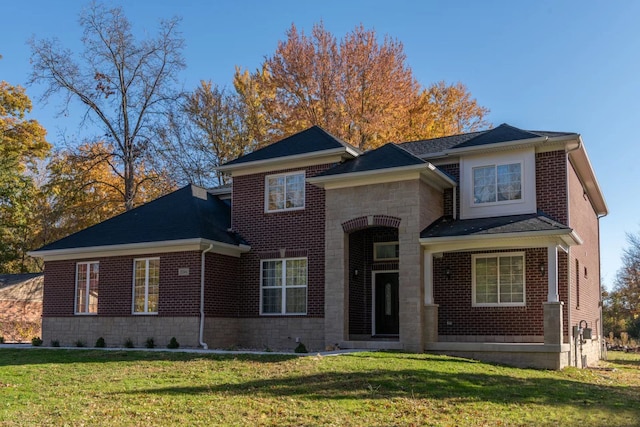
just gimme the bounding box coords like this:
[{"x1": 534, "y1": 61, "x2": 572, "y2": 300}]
[
  {"x1": 33, "y1": 185, "x2": 246, "y2": 252},
  {"x1": 222, "y1": 126, "x2": 358, "y2": 167},
  {"x1": 317, "y1": 143, "x2": 426, "y2": 176},
  {"x1": 420, "y1": 212, "x2": 571, "y2": 239},
  {"x1": 400, "y1": 124, "x2": 579, "y2": 157}
]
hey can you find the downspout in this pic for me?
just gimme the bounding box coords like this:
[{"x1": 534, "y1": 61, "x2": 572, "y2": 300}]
[
  {"x1": 564, "y1": 138, "x2": 581, "y2": 364},
  {"x1": 199, "y1": 243, "x2": 214, "y2": 349}
]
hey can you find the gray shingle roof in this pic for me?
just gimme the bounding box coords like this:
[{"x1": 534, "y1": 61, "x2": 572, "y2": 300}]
[
  {"x1": 33, "y1": 185, "x2": 246, "y2": 252},
  {"x1": 317, "y1": 143, "x2": 426, "y2": 176},
  {"x1": 399, "y1": 124, "x2": 578, "y2": 157},
  {"x1": 222, "y1": 126, "x2": 358, "y2": 166},
  {"x1": 421, "y1": 212, "x2": 570, "y2": 239},
  {"x1": 400, "y1": 130, "x2": 487, "y2": 156}
]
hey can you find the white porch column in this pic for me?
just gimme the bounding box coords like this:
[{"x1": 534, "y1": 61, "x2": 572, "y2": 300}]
[
  {"x1": 547, "y1": 245, "x2": 559, "y2": 303},
  {"x1": 423, "y1": 249, "x2": 438, "y2": 345},
  {"x1": 424, "y1": 250, "x2": 434, "y2": 304}
]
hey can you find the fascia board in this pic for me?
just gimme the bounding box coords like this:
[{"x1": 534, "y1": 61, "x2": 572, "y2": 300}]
[
  {"x1": 216, "y1": 147, "x2": 354, "y2": 176},
  {"x1": 29, "y1": 238, "x2": 250, "y2": 261},
  {"x1": 444, "y1": 136, "x2": 549, "y2": 155},
  {"x1": 568, "y1": 139, "x2": 608, "y2": 216},
  {"x1": 308, "y1": 163, "x2": 456, "y2": 190},
  {"x1": 419, "y1": 229, "x2": 580, "y2": 252}
]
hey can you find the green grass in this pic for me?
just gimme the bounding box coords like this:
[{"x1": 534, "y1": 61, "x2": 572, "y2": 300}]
[{"x1": 0, "y1": 349, "x2": 639, "y2": 426}]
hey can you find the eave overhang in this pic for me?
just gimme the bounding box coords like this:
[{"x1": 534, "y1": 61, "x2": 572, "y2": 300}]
[
  {"x1": 567, "y1": 137, "x2": 608, "y2": 216},
  {"x1": 216, "y1": 147, "x2": 359, "y2": 177},
  {"x1": 307, "y1": 162, "x2": 456, "y2": 191},
  {"x1": 28, "y1": 238, "x2": 251, "y2": 262},
  {"x1": 419, "y1": 229, "x2": 582, "y2": 253}
]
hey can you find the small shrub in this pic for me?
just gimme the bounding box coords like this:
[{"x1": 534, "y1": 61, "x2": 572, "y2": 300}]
[
  {"x1": 95, "y1": 337, "x2": 106, "y2": 348},
  {"x1": 145, "y1": 338, "x2": 155, "y2": 349},
  {"x1": 51, "y1": 340, "x2": 60, "y2": 347},
  {"x1": 74, "y1": 340, "x2": 85, "y2": 348},
  {"x1": 31, "y1": 337, "x2": 43, "y2": 346},
  {"x1": 0, "y1": 336, "x2": 4, "y2": 344},
  {"x1": 124, "y1": 338, "x2": 134, "y2": 348},
  {"x1": 294, "y1": 342, "x2": 308, "y2": 353},
  {"x1": 167, "y1": 337, "x2": 179, "y2": 349}
]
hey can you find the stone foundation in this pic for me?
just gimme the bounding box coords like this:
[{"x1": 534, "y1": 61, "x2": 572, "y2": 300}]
[
  {"x1": 42, "y1": 316, "x2": 200, "y2": 348},
  {"x1": 425, "y1": 342, "x2": 571, "y2": 369},
  {"x1": 236, "y1": 318, "x2": 325, "y2": 352}
]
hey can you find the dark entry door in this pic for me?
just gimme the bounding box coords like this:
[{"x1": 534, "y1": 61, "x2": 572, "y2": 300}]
[{"x1": 374, "y1": 272, "x2": 399, "y2": 335}]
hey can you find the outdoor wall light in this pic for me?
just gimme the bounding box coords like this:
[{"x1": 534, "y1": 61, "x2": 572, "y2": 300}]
[
  {"x1": 353, "y1": 269, "x2": 359, "y2": 278},
  {"x1": 539, "y1": 263, "x2": 545, "y2": 275},
  {"x1": 445, "y1": 267, "x2": 451, "y2": 279}
]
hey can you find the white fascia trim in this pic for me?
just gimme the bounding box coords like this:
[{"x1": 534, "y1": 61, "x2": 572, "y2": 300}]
[
  {"x1": 216, "y1": 147, "x2": 356, "y2": 175},
  {"x1": 29, "y1": 238, "x2": 251, "y2": 262},
  {"x1": 567, "y1": 138, "x2": 608, "y2": 216},
  {"x1": 307, "y1": 162, "x2": 456, "y2": 190},
  {"x1": 419, "y1": 229, "x2": 582, "y2": 252}
]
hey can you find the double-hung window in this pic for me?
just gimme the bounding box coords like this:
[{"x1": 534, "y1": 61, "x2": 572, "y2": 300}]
[
  {"x1": 265, "y1": 171, "x2": 305, "y2": 212},
  {"x1": 75, "y1": 262, "x2": 99, "y2": 314},
  {"x1": 133, "y1": 258, "x2": 160, "y2": 314},
  {"x1": 261, "y1": 258, "x2": 307, "y2": 315},
  {"x1": 473, "y1": 253, "x2": 525, "y2": 306},
  {"x1": 473, "y1": 163, "x2": 522, "y2": 204}
]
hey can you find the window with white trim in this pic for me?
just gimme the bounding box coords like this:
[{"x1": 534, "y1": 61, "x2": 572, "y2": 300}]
[
  {"x1": 473, "y1": 163, "x2": 522, "y2": 204},
  {"x1": 133, "y1": 258, "x2": 160, "y2": 314},
  {"x1": 473, "y1": 253, "x2": 525, "y2": 306},
  {"x1": 75, "y1": 262, "x2": 99, "y2": 314},
  {"x1": 265, "y1": 171, "x2": 305, "y2": 212},
  {"x1": 261, "y1": 258, "x2": 307, "y2": 314}
]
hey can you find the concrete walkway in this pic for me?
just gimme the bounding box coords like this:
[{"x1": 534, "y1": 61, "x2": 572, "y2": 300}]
[{"x1": 0, "y1": 343, "x2": 371, "y2": 357}]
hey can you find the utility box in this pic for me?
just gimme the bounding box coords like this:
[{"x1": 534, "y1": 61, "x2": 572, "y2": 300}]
[{"x1": 582, "y1": 328, "x2": 592, "y2": 340}]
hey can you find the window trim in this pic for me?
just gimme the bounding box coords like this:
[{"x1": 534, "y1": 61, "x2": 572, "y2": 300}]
[
  {"x1": 75, "y1": 261, "x2": 99, "y2": 315},
  {"x1": 259, "y1": 257, "x2": 308, "y2": 316},
  {"x1": 373, "y1": 242, "x2": 400, "y2": 261},
  {"x1": 132, "y1": 257, "x2": 160, "y2": 315},
  {"x1": 264, "y1": 170, "x2": 306, "y2": 213},
  {"x1": 471, "y1": 161, "x2": 523, "y2": 207},
  {"x1": 472, "y1": 252, "x2": 526, "y2": 307}
]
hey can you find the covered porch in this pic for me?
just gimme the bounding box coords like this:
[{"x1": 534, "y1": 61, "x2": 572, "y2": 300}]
[{"x1": 420, "y1": 213, "x2": 582, "y2": 369}]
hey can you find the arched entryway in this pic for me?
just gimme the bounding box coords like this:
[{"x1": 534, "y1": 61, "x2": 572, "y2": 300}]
[{"x1": 347, "y1": 223, "x2": 400, "y2": 340}]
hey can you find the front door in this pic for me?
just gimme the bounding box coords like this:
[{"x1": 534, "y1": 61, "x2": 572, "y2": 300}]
[{"x1": 374, "y1": 272, "x2": 399, "y2": 335}]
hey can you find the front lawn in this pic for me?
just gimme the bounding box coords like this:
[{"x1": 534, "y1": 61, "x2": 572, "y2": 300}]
[{"x1": 0, "y1": 349, "x2": 638, "y2": 426}]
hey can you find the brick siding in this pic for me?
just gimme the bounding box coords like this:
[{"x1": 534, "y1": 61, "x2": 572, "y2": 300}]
[
  {"x1": 43, "y1": 251, "x2": 203, "y2": 317},
  {"x1": 231, "y1": 164, "x2": 331, "y2": 318},
  {"x1": 536, "y1": 150, "x2": 567, "y2": 224}
]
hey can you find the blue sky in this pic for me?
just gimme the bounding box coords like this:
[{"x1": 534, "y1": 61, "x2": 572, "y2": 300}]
[{"x1": 1, "y1": 1, "x2": 637, "y2": 287}]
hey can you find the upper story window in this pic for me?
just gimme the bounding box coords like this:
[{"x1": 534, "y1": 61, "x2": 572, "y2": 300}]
[
  {"x1": 133, "y1": 258, "x2": 160, "y2": 314},
  {"x1": 473, "y1": 163, "x2": 522, "y2": 204},
  {"x1": 75, "y1": 261, "x2": 99, "y2": 314},
  {"x1": 265, "y1": 171, "x2": 305, "y2": 212}
]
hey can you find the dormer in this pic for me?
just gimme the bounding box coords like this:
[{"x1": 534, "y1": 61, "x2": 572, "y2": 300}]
[{"x1": 446, "y1": 126, "x2": 544, "y2": 219}]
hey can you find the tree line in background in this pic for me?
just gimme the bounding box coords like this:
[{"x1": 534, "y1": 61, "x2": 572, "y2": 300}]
[
  {"x1": 603, "y1": 231, "x2": 640, "y2": 340},
  {"x1": 0, "y1": 3, "x2": 489, "y2": 273}
]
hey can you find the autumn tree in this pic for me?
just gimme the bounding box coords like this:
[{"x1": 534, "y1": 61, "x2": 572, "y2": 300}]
[
  {"x1": 28, "y1": 2, "x2": 185, "y2": 210},
  {"x1": 234, "y1": 22, "x2": 490, "y2": 150},
  {"x1": 604, "y1": 231, "x2": 640, "y2": 337},
  {"x1": 0, "y1": 81, "x2": 50, "y2": 272},
  {"x1": 44, "y1": 142, "x2": 174, "y2": 243}
]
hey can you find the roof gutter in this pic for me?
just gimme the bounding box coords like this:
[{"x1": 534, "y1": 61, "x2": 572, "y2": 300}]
[{"x1": 199, "y1": 243, "x2": 214, "y2": 350}]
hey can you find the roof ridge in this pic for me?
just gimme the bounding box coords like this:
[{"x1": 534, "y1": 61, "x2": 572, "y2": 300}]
[
  {"x1": 399, "y1": 129, "x2": 488, "y2": 146},
  {"x1": 386, "y1": 142, "x2": 426, "y2": 163}
]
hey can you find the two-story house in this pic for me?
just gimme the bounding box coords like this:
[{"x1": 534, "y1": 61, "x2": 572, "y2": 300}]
[{"x1": 30, "y1": 124, "x2": 607, "y2": 369}]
